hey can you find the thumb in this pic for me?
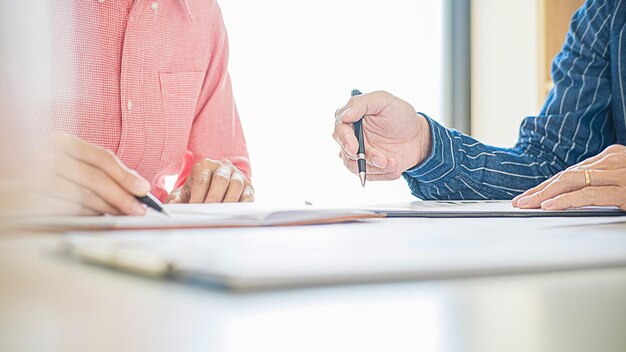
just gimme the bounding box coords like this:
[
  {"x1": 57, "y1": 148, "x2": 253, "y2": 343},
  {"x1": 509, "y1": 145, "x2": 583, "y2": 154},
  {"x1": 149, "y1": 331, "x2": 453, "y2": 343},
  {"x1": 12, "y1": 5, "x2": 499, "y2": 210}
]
[
  {"x1": 340, "y1": 91, "x2": 395, "y2": 123},
  {"x1": 166, "y1": 186, "x2": 189, "y2": 204}
]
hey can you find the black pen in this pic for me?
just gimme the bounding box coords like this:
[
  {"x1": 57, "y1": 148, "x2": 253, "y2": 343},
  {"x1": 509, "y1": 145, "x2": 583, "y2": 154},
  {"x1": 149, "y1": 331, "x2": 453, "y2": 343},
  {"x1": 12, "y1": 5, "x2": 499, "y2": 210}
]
[
  {"x1": 135, "y1": 193, "x2": 171, "y2": 217},
  {"x1": 351, "y1": 89, "x2": 367, "y2": 187}
]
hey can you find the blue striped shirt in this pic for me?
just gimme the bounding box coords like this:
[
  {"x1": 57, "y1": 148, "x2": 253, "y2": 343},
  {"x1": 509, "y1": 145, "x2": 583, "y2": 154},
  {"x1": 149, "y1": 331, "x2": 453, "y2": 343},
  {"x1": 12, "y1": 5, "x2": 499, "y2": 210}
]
[{"x1": 404, "y1": 0, "x2": 626, "y2": 200}]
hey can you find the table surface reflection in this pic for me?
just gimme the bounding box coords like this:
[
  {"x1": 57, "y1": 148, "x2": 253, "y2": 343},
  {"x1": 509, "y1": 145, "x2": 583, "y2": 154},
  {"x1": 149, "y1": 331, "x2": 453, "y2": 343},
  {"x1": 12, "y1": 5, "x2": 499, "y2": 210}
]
[{"x1": 1, "y1": 223, "x2": 625, "y2": 352}]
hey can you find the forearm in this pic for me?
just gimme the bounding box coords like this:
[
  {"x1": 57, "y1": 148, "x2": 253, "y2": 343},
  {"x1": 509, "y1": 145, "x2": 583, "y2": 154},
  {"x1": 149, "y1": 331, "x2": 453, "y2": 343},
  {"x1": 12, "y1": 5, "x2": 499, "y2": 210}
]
[{"x1": 403, "y1": 115, "x2": 563, "y2": 200}]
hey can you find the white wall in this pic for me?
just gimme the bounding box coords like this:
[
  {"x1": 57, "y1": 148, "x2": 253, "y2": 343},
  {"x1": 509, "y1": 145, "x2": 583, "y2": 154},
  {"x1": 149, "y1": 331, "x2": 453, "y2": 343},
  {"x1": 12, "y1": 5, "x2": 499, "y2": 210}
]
[
  {"x1": 471, "y1": 0, "x2": 541, "y2": 147},
  {"x1": 220, "y1": 1, "x2": 443, "y2": 205}
]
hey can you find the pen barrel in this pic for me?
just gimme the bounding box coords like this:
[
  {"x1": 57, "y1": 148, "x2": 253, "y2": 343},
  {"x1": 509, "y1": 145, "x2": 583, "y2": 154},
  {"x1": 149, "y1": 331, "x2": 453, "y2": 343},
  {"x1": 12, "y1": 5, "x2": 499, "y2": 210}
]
[
  {"x1": 354, "y1": 120, "x2": 365, "y2": 154},
  {"x1": 351, "y1": 89, "x2": 367, "y2": 179},
  {"x1": 357, "y1": 157, "x2": 367, "y2": 171},
  {"x1": 353, "y1": 118, "x2": 366, "y2": 174}
]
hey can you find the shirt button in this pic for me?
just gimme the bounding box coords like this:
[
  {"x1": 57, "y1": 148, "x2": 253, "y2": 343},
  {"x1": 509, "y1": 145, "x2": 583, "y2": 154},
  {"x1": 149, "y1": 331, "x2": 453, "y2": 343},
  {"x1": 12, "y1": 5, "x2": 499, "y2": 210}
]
[
  {"x1": 151, "y1": 2, "x2": 158, "y2": 10},
  {"x1": 127, "y1": 100, "x2": 133, "y2": 112}
]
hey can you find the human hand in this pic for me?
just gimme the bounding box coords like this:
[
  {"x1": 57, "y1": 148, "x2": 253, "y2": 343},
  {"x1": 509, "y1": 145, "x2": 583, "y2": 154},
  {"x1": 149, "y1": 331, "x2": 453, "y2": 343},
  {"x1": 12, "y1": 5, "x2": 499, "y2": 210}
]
[
  {"x1": 332, "y1": 91, "x2": 432, "y2": 181},
  {"x1": 165, "y1": 158, "x2": 254, "y2": 204},
  {"x1": 513, "y1": 144, "x2": 626, "y2": 210},
  {"x1": 30, "y1": 134, "x2": 152, "y2": 216}
]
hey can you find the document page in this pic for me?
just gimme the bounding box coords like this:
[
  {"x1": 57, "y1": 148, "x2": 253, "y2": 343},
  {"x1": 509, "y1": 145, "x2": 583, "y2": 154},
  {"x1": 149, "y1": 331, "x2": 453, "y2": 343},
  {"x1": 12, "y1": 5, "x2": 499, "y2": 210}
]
[{"x1": 23, "y1": 203, "x2": 380, "y2": 231}]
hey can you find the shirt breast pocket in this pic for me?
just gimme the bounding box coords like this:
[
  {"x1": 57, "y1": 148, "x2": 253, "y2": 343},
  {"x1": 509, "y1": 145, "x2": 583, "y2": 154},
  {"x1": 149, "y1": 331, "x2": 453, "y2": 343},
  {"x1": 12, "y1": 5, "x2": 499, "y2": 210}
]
[{"x1": 159, "y1": 71, "x2": 206, "y2": 162}]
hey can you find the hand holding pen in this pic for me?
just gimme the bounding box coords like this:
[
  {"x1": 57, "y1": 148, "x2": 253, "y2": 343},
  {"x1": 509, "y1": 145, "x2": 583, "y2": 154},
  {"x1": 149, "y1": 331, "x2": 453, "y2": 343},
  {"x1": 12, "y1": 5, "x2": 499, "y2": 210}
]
[{"x1": 333, "y1": 90, "x2": 433, "y2": 183}]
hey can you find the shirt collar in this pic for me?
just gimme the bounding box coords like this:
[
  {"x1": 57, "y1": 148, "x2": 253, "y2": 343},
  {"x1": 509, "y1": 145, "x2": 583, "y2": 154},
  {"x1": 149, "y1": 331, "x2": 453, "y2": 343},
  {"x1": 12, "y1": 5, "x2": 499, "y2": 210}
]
[{"x1": 180, "y1": 0, "x2": 193, "y2": 20}]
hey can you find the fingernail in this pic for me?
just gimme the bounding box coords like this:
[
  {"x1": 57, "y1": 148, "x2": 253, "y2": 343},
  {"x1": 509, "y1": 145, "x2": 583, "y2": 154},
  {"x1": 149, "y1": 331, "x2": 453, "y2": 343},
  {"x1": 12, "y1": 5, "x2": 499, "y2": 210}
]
[
  {"x1": 340, "y1": 107, "x2": 354, "y2": 120},
  {"x1": 518, "y1": 197, "x2": 531, "y2": 207},
  {"x1": 133, "y1": 202, "x2": 147, "y2": 215},
  {"x1": 216, "y1": 167, "x2": 230, "y2": 178},
  {"x1": 134, "y1": 179, "x2": 151, "y2": 194},
  {"x1": 371, "y1": 158, "x2": 383, "y2": 168},
  {"x1": 541, "y1": 199, "x2": 555, "y2": 209}
]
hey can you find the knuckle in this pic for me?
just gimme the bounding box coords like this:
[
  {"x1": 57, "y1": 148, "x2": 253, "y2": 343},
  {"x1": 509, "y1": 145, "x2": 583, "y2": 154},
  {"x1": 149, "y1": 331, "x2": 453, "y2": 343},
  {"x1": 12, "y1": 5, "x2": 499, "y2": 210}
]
[
  {"x1": 372, "y1": 90, "x2": 390, "y2": 98},
  {"x1": 559, "y1": 171, "x2": 574, "y2": 181},
  {"x1": 192, "y1": 166, "x2": 211, "y2": 181},
  {"x1": 605, "y1": 144, "x2": 621, "y2": 153},
  {"x1": 87, "y1": 167, "x2": 106, "y2": 184},
  {"x1": 191, "y1": 162, "x2": 206, "y2": 176},
  {"x1": 200, "y1": 158, "x2": 218, "y2": 168},
  {"x1": 533, "y1": 189, "x2": 547, "y2": 200},
  {"x1": 604, "y1": 154, "x2": 619, "y2": 163},
  {"x1": 215, "y1": 168, "x2": 231, "y2": 180},
  {"x1": 230, "y1": 173, "x2": 245, "y2": 185},
  {"x1": 581, "y1": 186, "x2": 596, "y2": 198}
]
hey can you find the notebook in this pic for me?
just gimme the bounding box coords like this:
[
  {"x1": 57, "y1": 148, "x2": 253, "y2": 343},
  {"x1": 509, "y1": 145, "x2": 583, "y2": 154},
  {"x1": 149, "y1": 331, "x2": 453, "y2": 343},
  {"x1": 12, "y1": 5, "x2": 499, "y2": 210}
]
[
  {"x1": 22, "y1": 203, "x2": 381, "y2": 231},
  {"x1": 63, "y1": 215, "x2": 626, "y2": 290}
]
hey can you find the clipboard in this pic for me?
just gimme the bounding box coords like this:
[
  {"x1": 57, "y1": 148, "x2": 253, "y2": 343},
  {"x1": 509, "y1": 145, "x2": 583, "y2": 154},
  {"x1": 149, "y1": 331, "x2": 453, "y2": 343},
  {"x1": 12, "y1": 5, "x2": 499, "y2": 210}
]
[{"x1": 365, "y1": 200, "x2": 626, "y2": 218}]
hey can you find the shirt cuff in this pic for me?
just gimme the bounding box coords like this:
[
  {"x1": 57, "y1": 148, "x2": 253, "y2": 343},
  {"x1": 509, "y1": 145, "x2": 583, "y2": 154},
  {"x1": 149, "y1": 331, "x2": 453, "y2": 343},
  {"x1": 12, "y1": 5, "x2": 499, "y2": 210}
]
[{"x1": 403, "y1": 113, "x2": 459, "y2": 184}]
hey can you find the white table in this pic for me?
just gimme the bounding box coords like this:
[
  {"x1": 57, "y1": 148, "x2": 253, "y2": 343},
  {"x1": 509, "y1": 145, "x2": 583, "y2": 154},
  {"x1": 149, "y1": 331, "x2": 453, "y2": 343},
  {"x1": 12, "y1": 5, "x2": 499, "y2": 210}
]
[{"x1": 1, "y1": 217, "x2": 625, "y2": 352}]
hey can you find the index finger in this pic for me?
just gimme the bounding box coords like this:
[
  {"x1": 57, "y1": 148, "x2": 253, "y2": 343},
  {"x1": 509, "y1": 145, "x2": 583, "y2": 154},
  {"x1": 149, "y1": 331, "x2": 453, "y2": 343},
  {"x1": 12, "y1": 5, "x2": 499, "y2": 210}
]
[
  {"x1": 516, "y1": 170, "x2": 587, "y2": 209},
  {"x1": 332, "y1": 122, "x2": 359, "y2": 157},
  {"x1": 54, "y1": 134, "x2": 151, "y2": 196},
  {"x1": 336, "y1": 91, "x2": 395, "y2": 123},
  {"x1": 512, "y1": 172, "x2": 559, "y2": 206}
]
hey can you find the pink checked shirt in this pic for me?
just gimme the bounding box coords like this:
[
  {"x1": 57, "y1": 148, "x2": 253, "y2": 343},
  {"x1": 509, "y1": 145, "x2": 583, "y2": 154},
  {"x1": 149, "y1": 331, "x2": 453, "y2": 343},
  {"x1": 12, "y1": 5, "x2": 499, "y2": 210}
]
[{"x1": 50, "y1": 0, "x2": 250, "y2": 200}]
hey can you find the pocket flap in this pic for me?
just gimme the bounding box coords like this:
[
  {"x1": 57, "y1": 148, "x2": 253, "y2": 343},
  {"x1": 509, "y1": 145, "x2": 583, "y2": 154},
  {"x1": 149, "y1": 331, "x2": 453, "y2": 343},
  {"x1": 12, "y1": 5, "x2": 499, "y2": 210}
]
[{"x1": 159, "y1": 71, "x2": 206, "y2": 101}]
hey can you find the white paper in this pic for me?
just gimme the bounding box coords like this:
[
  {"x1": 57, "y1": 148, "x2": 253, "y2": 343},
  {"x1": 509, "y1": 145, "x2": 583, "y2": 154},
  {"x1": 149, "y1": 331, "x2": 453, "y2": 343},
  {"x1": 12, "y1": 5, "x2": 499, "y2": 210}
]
[{"x1": 24, "y1": 203, "x2": 378, "y2": 230}]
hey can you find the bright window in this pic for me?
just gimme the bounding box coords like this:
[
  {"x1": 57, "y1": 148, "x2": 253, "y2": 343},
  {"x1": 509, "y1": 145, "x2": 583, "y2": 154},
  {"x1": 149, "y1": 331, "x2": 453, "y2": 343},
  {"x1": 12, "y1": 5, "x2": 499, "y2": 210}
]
[{"x1": 220, "y1": 1, "x2": 443, "y2": 204}]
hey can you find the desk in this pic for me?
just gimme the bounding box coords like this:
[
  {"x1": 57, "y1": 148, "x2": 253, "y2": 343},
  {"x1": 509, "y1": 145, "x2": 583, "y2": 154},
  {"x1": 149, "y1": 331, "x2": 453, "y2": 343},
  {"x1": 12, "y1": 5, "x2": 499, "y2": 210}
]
[{"x1": 1, "y1": 217, "x2": 625, "y2": 352}]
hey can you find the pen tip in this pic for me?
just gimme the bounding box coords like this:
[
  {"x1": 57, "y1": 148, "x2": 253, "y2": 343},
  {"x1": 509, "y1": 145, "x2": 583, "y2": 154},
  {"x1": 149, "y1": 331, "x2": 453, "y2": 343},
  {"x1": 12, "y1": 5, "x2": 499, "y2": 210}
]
[{"x1": 359, "y1": 172, "x2": 366, "y2": 187}]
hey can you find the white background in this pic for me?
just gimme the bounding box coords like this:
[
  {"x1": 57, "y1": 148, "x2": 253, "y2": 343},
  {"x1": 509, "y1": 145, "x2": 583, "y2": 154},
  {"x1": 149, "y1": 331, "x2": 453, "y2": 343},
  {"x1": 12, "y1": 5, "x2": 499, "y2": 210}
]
[{"x1": 219, "y1": 0, "x2": 443, "y2": 205}]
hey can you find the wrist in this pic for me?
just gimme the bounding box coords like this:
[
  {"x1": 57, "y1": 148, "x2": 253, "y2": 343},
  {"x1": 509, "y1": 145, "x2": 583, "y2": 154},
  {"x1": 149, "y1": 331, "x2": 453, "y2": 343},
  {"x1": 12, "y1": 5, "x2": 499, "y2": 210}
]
[{"x1": 412, "y1": 112, "x2": 432, "y2": 168}]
